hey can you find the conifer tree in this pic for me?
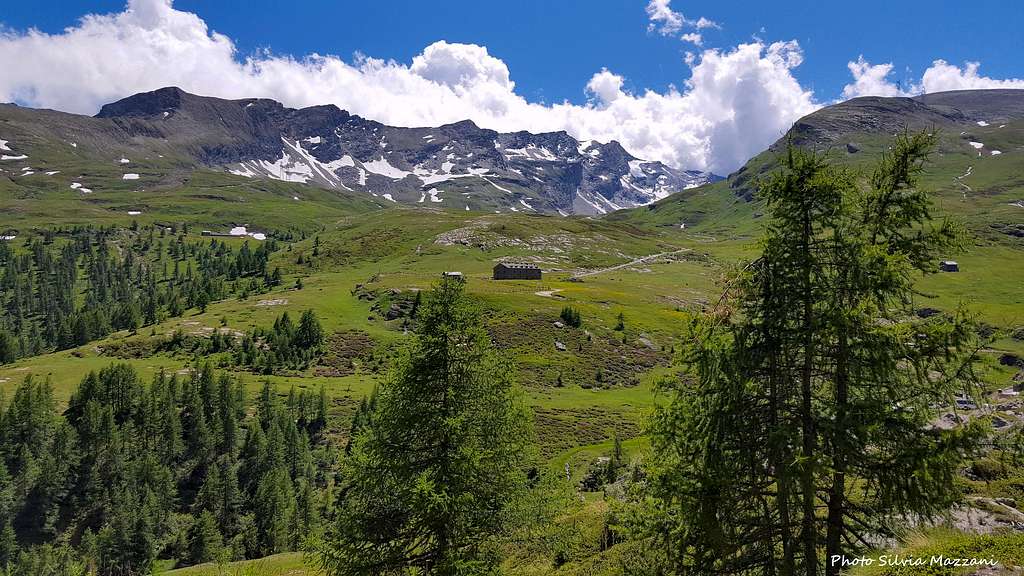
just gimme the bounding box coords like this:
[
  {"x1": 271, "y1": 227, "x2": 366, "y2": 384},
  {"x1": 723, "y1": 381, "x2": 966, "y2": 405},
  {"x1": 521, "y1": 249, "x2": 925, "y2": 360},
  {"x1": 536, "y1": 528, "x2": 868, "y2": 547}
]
[
  {"x1": 0, "y1": 521, "x2": 15, "y2": 572},
  {"x1": 296, "y1": 309, "x2": 325, "y2": 350},
  {"x1": 189, "y1": 510, "x2": 224, "y2": 565},
  {"x1": 645, "y1": 133, "x2": 986, "y2": 576},
  {"x1": 320, "y1": 277, "x2": 534, "y2": 576},
  {"x1": 313, "y1": 384, "x2": 329, "y2": 437},
  {"x1": 254, "y1": 466, "x2": 296, "y2": 555}
]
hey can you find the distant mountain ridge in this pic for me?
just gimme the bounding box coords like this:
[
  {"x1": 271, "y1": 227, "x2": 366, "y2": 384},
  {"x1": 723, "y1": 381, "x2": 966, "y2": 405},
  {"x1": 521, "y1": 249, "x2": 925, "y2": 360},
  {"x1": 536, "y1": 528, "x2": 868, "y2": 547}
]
[
  {"x1": 780, "y1": 89, "x2": 1024, "y2": 150},
  {"x1": 611, "y1": 89, "x2": 1024, "y2": 245},
  {"x1": 1, "y1": 87, "x2": 720, "y2": 215}
]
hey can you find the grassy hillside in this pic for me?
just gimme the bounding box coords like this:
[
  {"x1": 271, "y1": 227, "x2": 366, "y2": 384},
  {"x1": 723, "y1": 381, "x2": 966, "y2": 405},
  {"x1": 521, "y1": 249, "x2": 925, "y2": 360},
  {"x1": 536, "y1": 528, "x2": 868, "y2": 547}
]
[
  {"x1": 0, "y1": 207, "x2": 728, "y2": 460},
  {"x1": 2, "y1": 199, "x2": 1019, "y2": 478},
  {"x1": 2, "y1": 152, "x2": 1020, "y2": 451},
  {"x1": 159, "y1": 553, "x2": 312, "y2": 575},
  {"x1": 2, "y1": 93, "x2": 1023, "y2": 575}
]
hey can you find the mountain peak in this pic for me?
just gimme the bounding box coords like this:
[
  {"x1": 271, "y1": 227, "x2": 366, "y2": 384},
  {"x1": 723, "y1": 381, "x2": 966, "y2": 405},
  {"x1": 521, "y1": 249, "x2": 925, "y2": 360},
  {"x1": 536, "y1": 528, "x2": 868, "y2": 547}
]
[
  {"x1": 440, "y1": 119, "x2": 481, "y2": 132},
  {"x1": 596, "y1": 140, "x2": 631, "y2": 158},
  {"x1": 95, "y1": 86, "x2": 189, "y2": 118}
]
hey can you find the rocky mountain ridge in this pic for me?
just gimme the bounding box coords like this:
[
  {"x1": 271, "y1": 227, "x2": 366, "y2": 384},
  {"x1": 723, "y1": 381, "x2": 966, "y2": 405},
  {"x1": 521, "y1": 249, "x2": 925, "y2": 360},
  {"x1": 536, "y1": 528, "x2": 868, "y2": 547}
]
[{"x1": 1, "y1": 87, "x2": 720, "y2": 215}]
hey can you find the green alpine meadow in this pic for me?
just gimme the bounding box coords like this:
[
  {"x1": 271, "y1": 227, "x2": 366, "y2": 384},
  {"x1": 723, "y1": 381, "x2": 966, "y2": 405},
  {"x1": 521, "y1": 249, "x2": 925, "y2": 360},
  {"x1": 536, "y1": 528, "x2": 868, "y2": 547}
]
[{"x1": 1, "y1": 2, "x2": 1023, "y2": 575}]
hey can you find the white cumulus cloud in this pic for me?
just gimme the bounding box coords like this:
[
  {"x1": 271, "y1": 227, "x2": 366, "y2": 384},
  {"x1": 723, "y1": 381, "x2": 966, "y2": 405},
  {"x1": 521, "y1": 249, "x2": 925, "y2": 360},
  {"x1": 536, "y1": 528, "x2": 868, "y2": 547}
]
[
  {"x1": 695, "y1": 17, "x2": 721, "y2": 30},
  {"x1": 919, "y1": 60, "x2": 1024, "y2": 93},
  {"x1": 842, "y1": 57, "x2": 907, "y2": 99},
  {"x1": 409, "y1": 42, "x2": 512, "y2": 89},
  {"x1": 645, "y1": 0, "x2": 719, "y2": 36},
  {"x1": 680, "y1": 33, "x2": 704, "y2": 47},
  {"x1": 645, "y1": 0, "x2": 686, "y2": 35},
  {"x1": 841, "y1": 56, "x2": 1024, "y2": 99},
  {"x1": 0, "y1": 0, "x2": 815, "y2": 174}
]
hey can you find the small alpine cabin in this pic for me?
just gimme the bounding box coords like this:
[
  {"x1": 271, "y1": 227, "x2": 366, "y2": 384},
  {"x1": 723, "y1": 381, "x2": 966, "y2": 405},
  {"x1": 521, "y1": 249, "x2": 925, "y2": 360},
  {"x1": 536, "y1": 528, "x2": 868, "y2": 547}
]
[{"x1": 493, "y1": 262, "x2": 542, "y2": 280}]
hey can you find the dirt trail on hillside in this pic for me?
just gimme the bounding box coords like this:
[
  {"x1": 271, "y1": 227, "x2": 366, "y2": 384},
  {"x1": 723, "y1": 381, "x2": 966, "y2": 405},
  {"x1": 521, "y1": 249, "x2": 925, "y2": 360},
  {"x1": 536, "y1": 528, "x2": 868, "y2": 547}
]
[
  {"x1": 955, "y1": 165, "x2": 974, "y2": 196},
  {"x1": 570, "y1": 248, "x2": 692, "y2": 280}
]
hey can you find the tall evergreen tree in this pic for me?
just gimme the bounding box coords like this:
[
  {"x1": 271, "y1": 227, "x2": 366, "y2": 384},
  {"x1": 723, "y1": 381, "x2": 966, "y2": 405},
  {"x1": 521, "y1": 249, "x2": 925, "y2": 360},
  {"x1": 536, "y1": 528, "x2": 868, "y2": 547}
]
[
  {"x1": 189, "y1": 510, "x2": 224, "y2": 565},
  {"x1": 295, "y1": 309, "x2": 325, "y2": 350},
  {"x1": 320, "y1": 277, "x2": 535, "y2": 576},
  {"x1": 254, "y1": 466, "x2": 296, "y2": 556},
  {"x1": 645, "y1": 133, "x2": 986, "y2": 576}
]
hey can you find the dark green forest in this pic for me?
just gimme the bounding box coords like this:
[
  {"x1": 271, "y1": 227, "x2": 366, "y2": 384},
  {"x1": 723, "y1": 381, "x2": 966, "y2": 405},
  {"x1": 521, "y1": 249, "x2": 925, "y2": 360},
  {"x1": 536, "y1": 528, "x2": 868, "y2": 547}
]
[
  {"x1": 0, "y1": 362, "x2": 330, "y2": 574},
  {"x1": 0, "y1": 225, "x2": 281, "y2": 364}
]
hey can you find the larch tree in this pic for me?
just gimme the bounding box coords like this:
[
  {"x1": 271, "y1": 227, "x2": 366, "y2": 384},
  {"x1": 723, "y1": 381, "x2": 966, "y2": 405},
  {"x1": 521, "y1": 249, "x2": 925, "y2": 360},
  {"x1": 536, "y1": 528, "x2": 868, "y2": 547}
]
[{"x1": 645, "y1": 132, "x2": 986, "y2": 576}]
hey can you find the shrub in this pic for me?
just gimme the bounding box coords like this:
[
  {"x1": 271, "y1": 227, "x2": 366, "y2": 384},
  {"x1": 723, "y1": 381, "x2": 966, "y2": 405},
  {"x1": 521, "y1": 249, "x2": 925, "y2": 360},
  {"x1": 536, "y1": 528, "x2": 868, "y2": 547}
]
[{"x1": 560, "y1": 306, "x2": 582, "y2": 328}]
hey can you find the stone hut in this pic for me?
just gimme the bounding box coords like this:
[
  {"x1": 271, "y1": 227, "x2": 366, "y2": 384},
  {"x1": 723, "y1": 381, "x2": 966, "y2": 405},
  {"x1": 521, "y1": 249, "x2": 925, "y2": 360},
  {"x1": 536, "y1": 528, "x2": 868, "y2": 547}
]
[{"x1": 493, "y1": 262, "x2": 542, "y2": 280}]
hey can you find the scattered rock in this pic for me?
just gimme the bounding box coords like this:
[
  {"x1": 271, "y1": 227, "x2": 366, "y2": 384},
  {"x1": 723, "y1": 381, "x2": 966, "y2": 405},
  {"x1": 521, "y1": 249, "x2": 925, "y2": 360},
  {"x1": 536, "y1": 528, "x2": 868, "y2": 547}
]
[
  {"x1": 989, "y1": 222, "x2": 1024, "y2": 238},
  {"x1": 976, "y1": 323, "x2": 997, "y2": 339},
  {"x1": 554, "y1": 341, "x2": 566, "y2": 352},
  {"x1": 999, "y1": 353, "x2": 1023, "y2": 368},
  {"x1": 255, "y1": 298, "x2": 288, "y2": 306},
  {"x1": 553, "y1": 321, "x2": 565, "y2": 329},
  {"x1": 385, "y1": 304, "x2": 404, "y2": 320},
  {"x1": 353, "y1": 284, "x2": 376, "y2": 301},
  {"x1": 932, "y1": 412, "x2": 967, "y2": 430},
  {"x1": 846, "y1": 142, "x2": 860, "y2": 153}
]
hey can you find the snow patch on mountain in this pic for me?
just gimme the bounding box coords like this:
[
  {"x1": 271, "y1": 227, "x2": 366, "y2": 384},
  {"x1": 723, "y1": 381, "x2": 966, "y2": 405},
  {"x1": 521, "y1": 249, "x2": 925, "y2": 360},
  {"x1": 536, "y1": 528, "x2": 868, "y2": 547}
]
[
  {"x1": 363, "y1": 156, "x2": 411, "y2": 179},
  {"x1": 628, "y1": 160, "x2": 647, "y2": 178},
  {"x1": 481, "y1": 176, "x2": 512, "y2": 194},
  {"x1": 575, "y1": 189, "x2": 607, "y2": 215},
  {"x1": 504, "y1": 144, "x2": 560, "y2": 162}
]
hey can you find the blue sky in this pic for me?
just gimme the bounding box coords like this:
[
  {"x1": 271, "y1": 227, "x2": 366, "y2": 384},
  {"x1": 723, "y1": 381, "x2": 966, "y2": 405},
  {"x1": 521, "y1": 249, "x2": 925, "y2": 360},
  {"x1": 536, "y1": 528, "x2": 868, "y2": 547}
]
[
  {"x1": 4, "y1": 0, "x2": 1021, "y2": 104},
  {"x1": 1, "y1": 0, "x2": 1022, "y2": 173}
]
